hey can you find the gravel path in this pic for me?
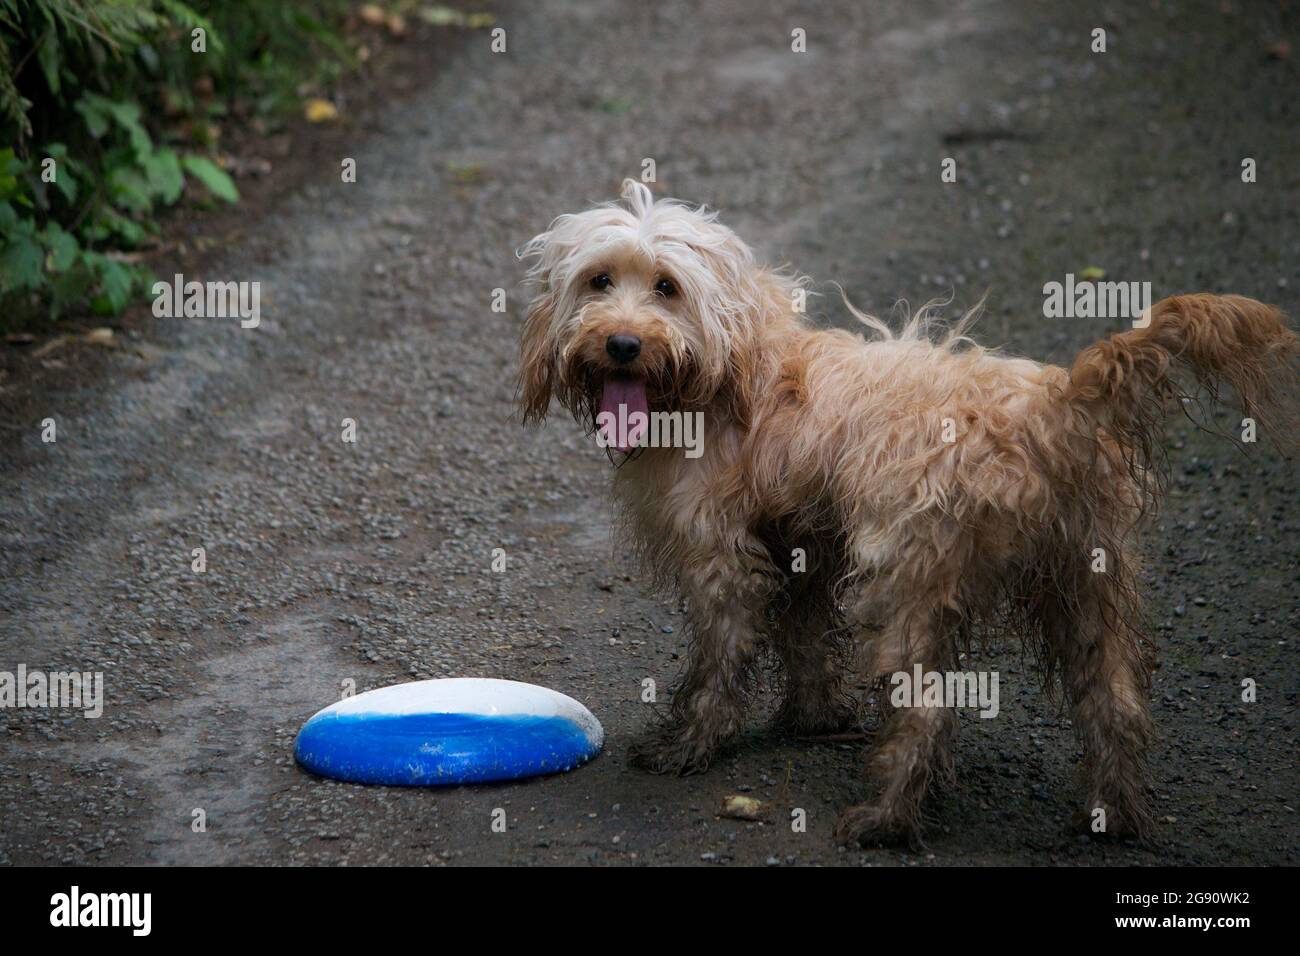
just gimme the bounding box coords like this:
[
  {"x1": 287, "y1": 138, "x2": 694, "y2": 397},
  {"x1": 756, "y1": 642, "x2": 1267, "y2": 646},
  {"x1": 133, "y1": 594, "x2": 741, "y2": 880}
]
[{"x1": 1, "y1": 0, "x2": 1295, "y2": 866}]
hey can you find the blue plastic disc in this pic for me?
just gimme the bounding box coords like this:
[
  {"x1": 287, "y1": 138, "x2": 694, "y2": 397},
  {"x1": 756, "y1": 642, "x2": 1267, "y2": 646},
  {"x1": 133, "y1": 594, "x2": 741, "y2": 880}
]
[{"x1": 294, "y1": 678, "x2": 604, "y2": 785}]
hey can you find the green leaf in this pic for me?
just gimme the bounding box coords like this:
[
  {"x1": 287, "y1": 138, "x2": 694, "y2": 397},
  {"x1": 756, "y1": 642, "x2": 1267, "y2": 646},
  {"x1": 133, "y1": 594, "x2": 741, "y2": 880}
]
[
  {"x1": 75, "y1": 97, "x2": 111, "y2": 138},
  {"x1": 48, "y1": 264, "x2": 94, "y2": 321},
  {"x1": 42, "y1": 223, "x2": 79, "y2": 272},
  {"x1": 79, "y1": 93, "x2": 152, "y2": 156},
  {"x1": 182, "y1": 155, "x2": 239, "y2": 203},
  {"x1": 52, "y1": 166, "x2": 78, "y2": 204},
  {"x1": 106, "y1": 166, "x2": 153, "y2": 212},
  {"x1": 3, "y1": 212, "x2": 36, "y2": 237},
  {"x1": 96, "y1": 257, "x2": 134, "y2": 310},
  {"x1": 0, "y1": 147, "x2": 21, "y2": 197},
  {"x1": 0, "y1": 235, "x2": 44, "y2": 292},
  {"x1": 100, "y1": 209, "x2": 149, "y2": 246},
  {"x1": 142, "y1": 148, "x2": 184, "y2": 204},
  {"x1": 96, "y1": 95, "x2": 142, "y2": 130},
  {"x1": 92, "y1": 256, "x2": 136, "y2": 314},
  {"x1": 37, "y1": 28, "x2": 60, "y2": 96}
]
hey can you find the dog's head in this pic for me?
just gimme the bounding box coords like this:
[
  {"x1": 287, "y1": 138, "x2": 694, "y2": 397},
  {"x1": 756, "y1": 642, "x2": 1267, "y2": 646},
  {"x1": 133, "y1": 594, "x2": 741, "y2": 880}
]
[{"x1": 518, "y1": 179, "x2": 767, "y2": 447}]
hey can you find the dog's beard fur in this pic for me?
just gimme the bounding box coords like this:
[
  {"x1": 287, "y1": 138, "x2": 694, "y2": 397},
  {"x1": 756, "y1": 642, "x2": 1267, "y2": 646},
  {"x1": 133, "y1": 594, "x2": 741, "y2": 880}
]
[{"x1": 518, "y1": 178, "x2": 1299, "y2": 846}]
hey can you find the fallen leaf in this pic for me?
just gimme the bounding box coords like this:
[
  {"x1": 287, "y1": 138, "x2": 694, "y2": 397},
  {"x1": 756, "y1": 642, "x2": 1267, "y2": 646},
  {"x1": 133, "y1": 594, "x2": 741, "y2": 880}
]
[
  {"x1": 304, "y1": 99, "x2": 339, "y2": 123},
  {"x1": 84, "y1": 328, "x2": 117, "y2": 347},
  {"x1": 1078, "y1": 266, "x2": 1106, "y2": 281},
  {"x1": 359, "y1": 4, "x2": 386, "y2": 26},
  {"x1": 420, "y1": 5, "x2": 466, "y2": 26},
  {"x1": 448, "y1": 162, "x2": 484, "y2": 184},
  {"x1": 418, "y1": 6, "x2": 492, "y2": 28},
  {"x1": 719, "y1": 794, "x2": 766, "y2": 821},
  {"x1": 386, "y1": 13, "x2": 407, "y2": 36}
]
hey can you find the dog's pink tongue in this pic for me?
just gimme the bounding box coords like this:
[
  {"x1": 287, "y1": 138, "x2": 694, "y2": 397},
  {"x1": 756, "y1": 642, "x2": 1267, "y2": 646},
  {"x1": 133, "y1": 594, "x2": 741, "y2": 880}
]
[{"x1": 599, "y1": 377, "x2": 649, "y2": 452}]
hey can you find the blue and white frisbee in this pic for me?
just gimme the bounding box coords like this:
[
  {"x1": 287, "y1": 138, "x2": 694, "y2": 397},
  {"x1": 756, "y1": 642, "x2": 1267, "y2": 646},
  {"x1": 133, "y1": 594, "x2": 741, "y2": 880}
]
[{"x1": 294, "y1": 678, "x2": 604, "y2": 785}]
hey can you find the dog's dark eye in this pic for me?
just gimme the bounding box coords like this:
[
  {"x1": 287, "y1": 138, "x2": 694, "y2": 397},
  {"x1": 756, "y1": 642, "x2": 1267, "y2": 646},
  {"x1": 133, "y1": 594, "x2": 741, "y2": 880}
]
[
  {"x1": 654, "y1": 277, "x2": 676, "y2": 298},
  {"x1": 590, "y1": 273, "x2": 612, "y2": 291}
]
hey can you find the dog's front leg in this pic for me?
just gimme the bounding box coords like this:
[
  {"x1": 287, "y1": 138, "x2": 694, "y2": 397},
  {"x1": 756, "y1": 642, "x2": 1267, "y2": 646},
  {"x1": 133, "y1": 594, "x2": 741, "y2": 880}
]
[{"x1": 628, "y1": 538, "x2": 774, "y2": 775}]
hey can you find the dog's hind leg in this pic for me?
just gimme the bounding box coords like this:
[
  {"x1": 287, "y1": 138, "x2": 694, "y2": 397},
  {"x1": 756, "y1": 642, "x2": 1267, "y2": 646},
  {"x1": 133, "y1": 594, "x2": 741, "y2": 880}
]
[
  {"x1": 835, "y1": 590, "x2": 960, "y2": 848},
  {"x1": 1043, "y1": 554, "x2": 1155, "y2": 840},
  {"x1": 628, "y1": 527, "x2": 776, "y2": 775}
]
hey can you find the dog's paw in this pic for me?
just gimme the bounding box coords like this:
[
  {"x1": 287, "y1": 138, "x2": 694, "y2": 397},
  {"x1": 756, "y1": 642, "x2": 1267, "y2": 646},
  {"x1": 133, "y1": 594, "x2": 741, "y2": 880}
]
[
  {"x1": 834, "y1": 802, "x2": 920, "y2": 849},
  {"x1": 772, "y1": 698, "x2": 859, "y2": 737},
  {"x1": 626, "y1": 727, "x2": 714, "y2": 776},
  {"x1": 1072, "y1": 800, "x2": 1152, "y2": 842}
]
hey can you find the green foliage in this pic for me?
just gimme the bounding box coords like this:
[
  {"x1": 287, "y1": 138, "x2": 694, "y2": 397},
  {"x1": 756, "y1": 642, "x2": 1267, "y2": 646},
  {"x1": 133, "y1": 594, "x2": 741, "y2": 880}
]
[
  {"x1": 0, "y1": 0, "x2": 353, "y2": 329},
  {"x1": 180, "y1": 154, "x2": 236, "y2": 203}
]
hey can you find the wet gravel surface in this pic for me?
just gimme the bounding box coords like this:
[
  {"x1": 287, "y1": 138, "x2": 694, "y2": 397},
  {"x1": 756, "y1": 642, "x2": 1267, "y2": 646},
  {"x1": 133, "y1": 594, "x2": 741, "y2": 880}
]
[{"x1": 1, "y1": 0, "x2": 1296, "y2": 866}]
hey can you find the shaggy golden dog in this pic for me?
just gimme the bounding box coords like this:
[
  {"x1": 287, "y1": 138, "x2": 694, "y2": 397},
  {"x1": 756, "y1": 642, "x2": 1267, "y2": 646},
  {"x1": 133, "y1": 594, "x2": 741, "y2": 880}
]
[{"x1": 517, "y1": 179, "x2": 1296, "y2": 846}]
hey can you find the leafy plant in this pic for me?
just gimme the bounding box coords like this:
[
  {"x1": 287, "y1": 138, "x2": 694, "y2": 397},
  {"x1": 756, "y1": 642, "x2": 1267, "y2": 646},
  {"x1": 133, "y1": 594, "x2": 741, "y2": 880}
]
[{"x1": 1, "y1": 0, "x2": 354, "y2": 329}]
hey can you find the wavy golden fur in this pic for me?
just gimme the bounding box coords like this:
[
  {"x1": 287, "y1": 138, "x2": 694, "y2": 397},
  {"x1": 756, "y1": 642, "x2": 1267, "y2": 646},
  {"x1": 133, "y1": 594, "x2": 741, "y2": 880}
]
[{"x1": 518, "y1": 179, "x2": 1297, "y2": 846}]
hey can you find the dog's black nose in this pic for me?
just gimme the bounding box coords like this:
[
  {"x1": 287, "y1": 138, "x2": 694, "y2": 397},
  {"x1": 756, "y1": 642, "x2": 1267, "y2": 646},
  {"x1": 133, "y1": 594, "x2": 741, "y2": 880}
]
[{"x1": 605, "y1": 334, "x2": 642, "y2": 365}]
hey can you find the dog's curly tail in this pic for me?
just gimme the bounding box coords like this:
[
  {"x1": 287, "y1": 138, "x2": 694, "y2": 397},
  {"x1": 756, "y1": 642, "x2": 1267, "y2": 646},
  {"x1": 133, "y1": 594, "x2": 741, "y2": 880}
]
[{"x1": 1062, "y1": 293, "x2": 1298, "y2": 466}]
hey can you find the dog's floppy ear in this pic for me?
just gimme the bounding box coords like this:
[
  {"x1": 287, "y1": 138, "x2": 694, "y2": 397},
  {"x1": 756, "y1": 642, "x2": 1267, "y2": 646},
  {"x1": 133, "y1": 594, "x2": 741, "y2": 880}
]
[
  {"x1": 517, "y1": 224, "x2": 563, "y2": 423},
  {"x1": 518, "y1": 287, "x2": 557, "y2": 423}
]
